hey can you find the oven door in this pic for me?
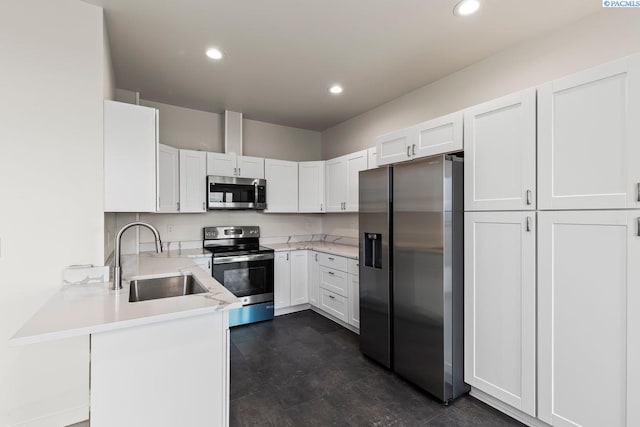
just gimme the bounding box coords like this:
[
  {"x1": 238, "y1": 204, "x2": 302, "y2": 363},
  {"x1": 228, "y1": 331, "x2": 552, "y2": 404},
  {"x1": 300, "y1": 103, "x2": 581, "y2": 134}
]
[{"x1": 212, "y1": 253, "x2": 274, "y2": 304}]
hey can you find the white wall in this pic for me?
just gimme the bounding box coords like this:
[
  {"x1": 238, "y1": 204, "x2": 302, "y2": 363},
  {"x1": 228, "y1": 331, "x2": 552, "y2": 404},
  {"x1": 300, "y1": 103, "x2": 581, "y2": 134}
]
[
  {"x1": 0, "y1": 0, "x2": 108, "y2": 425},
  {"x1": 321, "y1": 9, "x2": 640, "y2": 158},
  {"x1": 139, "y1": 99, "x2": 322, "y2": 161}
]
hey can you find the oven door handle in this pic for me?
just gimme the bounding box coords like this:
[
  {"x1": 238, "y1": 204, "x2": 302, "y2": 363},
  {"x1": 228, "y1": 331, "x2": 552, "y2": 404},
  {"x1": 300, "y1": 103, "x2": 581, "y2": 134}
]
[{"x1": 213, "y1": 253, "x2": 275, "y2": 264}]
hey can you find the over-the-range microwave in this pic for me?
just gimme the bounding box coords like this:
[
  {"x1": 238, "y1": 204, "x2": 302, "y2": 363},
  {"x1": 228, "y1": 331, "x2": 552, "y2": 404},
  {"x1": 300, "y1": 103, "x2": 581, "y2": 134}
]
[{"x1": 207, "y1": 176, "x2": 266, "y2": 210}]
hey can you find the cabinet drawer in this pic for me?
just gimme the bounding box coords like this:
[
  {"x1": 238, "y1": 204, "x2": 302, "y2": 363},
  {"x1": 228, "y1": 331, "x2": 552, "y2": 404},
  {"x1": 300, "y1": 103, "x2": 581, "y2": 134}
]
[
  {"x1": 319, "y1": 266, "x2": 348, "y2": 297},
  {"x1": 319, "y1": 288, "x2": 348, "y2": 323},
  {"x1": 318, "y1": 252, "x2": 348, "y2": 272},
  {"x1": 347, "y1": 258, "x2": 359, "y2": 276}
]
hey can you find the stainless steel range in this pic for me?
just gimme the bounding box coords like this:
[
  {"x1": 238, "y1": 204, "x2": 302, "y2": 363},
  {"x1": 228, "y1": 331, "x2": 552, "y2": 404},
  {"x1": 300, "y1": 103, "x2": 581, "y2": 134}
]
[{"x1": 203, "y1": 226, "x2": 274, "y2": 327}]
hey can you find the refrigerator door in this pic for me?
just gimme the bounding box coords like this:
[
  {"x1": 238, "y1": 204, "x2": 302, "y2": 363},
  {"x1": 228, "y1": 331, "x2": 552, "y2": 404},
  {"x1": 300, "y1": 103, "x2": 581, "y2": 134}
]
[
  {"x1": 392, "y1": 155, "x2": 449, "y2": 401},
  {"x1": 359, "y1": 167, "x2": 393, "y2": 368}
]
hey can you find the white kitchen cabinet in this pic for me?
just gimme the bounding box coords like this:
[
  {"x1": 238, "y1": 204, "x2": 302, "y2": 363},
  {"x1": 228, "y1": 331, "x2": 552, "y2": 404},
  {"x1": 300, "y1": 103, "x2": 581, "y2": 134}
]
[
  {"x1": 104, "y1": 100, "x2": 158, "y2": 212},
  {"x1": 319, "y1": 266, "x2": 348, "y2": 297},
  {"x1": 206, "y1": 152, "x2": 236, "y2": 177},
  {"x1": 158, "y1": 144, "x2": 179, "y2": 213},
  {"x1": 345, "y1": 150, "x2": 368, "y2": 212},
  {"x1": 290, "y1": 250, "x2": 309, "y2": 305},
  {"x1": 538, "y1": 210, "x2": 640, "y2": 427},
  {"x1": 412, "y1": 111, "x2": 463, "y2": 159},
  {"x1": 179, "y1": 149, "x2": 207, "y2": 212},
  {"x1": 308, "y1": 251, "x2": 320, "y2": 307},
  {"x1": 367, "y1": 147, "x2": 378, "y2": 169},
  {"x1": 325, "y1": 157, "x2": 348, "y2": 212},
  {"x1": 348, "y1": 273, "x2": 360, "y2": 329},
  {"x1": 274, "y1": 251, "x2": 291, "y2": 309},
  {"x1": 377, "y1": 127, "x2": 414, "y2": 166},
  {"x1": 236, "y1": 155, "x2": 265, "y2": 179},
  {"x1": 192, "y1": 257, "x2": 212, "y2": 276},
  {"x1": 464, "y1": 211, "x2": 536, "y2": 416},
  {"x1": 206, "y1": 152, "x2": 265, "y2": 179},
  {"x1": 376, "y1": 111, "x2": 463, "y2": 167},
  {"x1": 264, "y1": 159, "x2": 298, "y2": 212},
  {"x1": 298, "y1": 161, "x2": 325, "y2": 213},
  {"x1": 464, "y1": 89, "x2": 537, "y2": 211},
  {"x1": 538, "y1": 54, "x2": 640, "y2": 210}
]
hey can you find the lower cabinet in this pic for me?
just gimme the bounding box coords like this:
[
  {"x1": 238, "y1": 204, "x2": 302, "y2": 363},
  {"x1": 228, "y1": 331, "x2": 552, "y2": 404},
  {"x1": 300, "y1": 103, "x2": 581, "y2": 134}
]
[
  {"x1": 348, "y1": 273, "x2": 360, "y2": 329},
  {"x1": 308, "y1": 252, "x2": 320, "y2": 307},
  {"x1": 274, "y1": 251, "x2": 291, "y2": 309},
  {"x1": 538, "y1": 210, "x2": 640, "y2": 427},
  {"x1": 319, "y1": 288, "x2": 348, "y2": 323},
  {"x1": 464, "y1": 211, "x2": 536, "y2": 416},
  {"x1": 275, "y1": 250, "x2": 309, "y2": 310}
]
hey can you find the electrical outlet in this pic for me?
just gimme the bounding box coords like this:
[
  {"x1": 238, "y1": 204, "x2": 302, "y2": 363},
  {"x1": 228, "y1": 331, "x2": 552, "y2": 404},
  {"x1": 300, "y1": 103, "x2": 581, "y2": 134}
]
[{"x1": 167, "y1": 225, "x2": 174, "y2": 234}]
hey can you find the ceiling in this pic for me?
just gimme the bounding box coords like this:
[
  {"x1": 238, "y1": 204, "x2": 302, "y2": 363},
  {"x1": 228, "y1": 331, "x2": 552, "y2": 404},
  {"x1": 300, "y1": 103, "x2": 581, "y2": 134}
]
[{"x1": 85, "y1": 0, "x2": 601, "y2": 130}]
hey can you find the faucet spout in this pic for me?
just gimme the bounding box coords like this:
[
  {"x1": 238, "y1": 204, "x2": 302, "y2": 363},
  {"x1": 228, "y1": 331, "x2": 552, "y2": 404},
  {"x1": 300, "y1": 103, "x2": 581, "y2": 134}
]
[{"x1": 113, "y1": 222, "x2": 163, "y2": 291}]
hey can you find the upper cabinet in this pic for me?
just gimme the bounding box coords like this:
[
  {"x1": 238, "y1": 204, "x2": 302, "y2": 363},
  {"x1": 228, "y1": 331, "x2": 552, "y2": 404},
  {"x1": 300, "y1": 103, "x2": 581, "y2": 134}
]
[
  {"x1": 179, "y1": 149, "x2": 207, "y2": 212},
  {"x1": 264, "y1": 159, "x2": 298, "y2": 212},
  {"x1": 367, "y1": 147, "x2": 378, "y2": 169},
  {"x1": 206, "y1": 152, "x2": 264, "y2": 179},
  {"x1": 298, "y1": 161, "x2": 325, "y2": 213},
  {"x1": 538, "y1": 55, "x2": 640, "y2": 210},
  {"x1": 325, "y1": 150, "x2": 368, "y2": 212},
  {"x1": 104, "y1": 101, "x2": 158, "y2": 212},
  {"x1": 158, "y1": 144, "x2": 180, "y2": 213},
  {"x1": 464, "y1": 89, "x2": 537, "y2": 211},
  {"x1": 376, "y1": 111, "x2": 463, "y2": 166}
]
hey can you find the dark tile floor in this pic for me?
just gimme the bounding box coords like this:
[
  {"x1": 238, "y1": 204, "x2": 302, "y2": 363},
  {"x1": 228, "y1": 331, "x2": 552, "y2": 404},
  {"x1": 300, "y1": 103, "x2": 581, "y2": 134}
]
[{"x1": 230, "y1": 310, "x2": 524, "y2": 427}]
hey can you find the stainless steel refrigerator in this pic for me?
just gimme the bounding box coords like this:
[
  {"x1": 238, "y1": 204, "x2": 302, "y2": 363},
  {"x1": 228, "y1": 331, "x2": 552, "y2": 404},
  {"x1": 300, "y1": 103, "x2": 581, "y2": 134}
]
[{"x1": 359, "y1": 154, "x2": 468, "y2": 403}]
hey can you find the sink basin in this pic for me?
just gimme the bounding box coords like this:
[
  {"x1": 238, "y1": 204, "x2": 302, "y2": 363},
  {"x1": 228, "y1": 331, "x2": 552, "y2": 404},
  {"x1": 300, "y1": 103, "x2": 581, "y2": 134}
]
[{"x1": 129, "y1": 274, "x2": 208, "y2": 303}]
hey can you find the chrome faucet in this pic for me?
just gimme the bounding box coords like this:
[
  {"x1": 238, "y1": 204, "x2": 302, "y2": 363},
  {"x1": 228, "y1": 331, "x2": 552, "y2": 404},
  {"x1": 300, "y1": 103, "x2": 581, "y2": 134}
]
[{"x1": 113, "y1": 222, "x2": 163, "y2": 290}]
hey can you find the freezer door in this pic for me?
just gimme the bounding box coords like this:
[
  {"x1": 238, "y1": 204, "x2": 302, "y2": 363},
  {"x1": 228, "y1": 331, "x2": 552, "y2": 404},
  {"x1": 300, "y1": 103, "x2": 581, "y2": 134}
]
[
  {"x1": 359, "y1": 167, "x2": 392, "y2": 368},
  {"x1": 393, "y1": 156, "x2": 448, "y2": 400}
]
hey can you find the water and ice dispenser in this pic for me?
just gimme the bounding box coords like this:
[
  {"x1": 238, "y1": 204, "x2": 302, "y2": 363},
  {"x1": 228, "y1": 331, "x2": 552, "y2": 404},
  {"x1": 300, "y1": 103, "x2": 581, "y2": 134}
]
[{"x1": 363, "y1": 232, "x2": 382, "y2": 268}]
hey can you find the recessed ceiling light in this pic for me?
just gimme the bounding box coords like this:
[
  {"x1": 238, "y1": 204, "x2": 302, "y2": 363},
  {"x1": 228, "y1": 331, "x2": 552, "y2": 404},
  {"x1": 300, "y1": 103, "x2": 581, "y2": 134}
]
[
  {"x1": 453, "y1": 0, "x2": 480, "y2": 16},
  {"x1": 206, "y1": 48, "x2": 223, "y2": 60},
  {"x1": 329, "y1": 85, "x2": 343, "y2": 95}
]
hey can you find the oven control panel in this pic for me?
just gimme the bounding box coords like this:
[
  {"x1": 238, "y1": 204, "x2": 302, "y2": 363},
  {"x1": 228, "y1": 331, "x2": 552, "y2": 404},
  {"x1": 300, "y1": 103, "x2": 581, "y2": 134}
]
[{"x1": 203, "y1": 226, "x2": 260, "y2": 240}]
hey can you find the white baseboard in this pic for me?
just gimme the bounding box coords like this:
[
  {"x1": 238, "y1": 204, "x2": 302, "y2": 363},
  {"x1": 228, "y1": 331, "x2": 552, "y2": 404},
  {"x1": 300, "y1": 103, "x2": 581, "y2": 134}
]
[
  {"x1": 275, "y1": 304, "x2": 310, "y2": 316},
  {"x1": 469, "y1": 388, "x2": 550, "y2": 427},
  {"x1": 9, "y1": 405, "x2": 87, "y2": 427}
]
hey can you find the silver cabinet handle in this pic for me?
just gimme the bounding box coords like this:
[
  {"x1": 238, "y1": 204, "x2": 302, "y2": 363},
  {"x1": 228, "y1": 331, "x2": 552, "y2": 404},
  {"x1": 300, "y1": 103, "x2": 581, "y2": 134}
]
[
  {"x1": 286, "y1": 252, "x2": 289, "y2": 261},
  {"x1": 328, "y1": 257, "x2": 335, "y2": 260},
  {"x1": 202, "y1": 202, "x2": 206, "y2": 210},
  {"x1": 406, "y1": 145, "x2": 411, "y2": 157},
  {"x1": 177, "y1": 201, "x2": 180, "y2": 211},
  {"x1": 208, "y1": 260, "x2": 211, "y2": 270},
  {"x1": 238, "y1": 167, "x2": 241, "y2": 176},
  {"x1": 637, "y1": 217, "x2": 640, "y2": 237},
  {"x1": 328, "y1": 295, "x2": 335, "y2": 299},
  {"x1": 637, "y1": 183, "x2": 640, "y2": 202},
  {"x1": 328, "y1": 271, "x2": 335, "y2": 275},
  {"x1": 526, "y1": 216, "x2": 532, "y2": 232},
  {"x1": 526, "y1": 190, "x2": 532, "y2": 205},
  {"x1": 234, "y1": 167, "x2": 237, "y2": 176},
  {"x1": 320, "y1": 203, "x2": 323, "y2": 211},
  {"x1": 412, "y1": 144, "x2": 416, "y2": 156}
]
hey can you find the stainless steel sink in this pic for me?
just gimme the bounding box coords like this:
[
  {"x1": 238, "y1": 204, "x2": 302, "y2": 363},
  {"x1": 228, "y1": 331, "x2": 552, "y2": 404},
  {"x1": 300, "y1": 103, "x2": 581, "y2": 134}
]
[{"x1": 129, "y1": 274, "x2": 208, "y2": 303}]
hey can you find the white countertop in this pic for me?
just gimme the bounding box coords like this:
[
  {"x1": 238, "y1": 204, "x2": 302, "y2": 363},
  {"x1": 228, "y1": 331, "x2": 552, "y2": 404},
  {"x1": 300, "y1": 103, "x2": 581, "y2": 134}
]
[
  {"x1": 10, "y1": 251, "x2": 241, "y2": 346},
  {"x1": 264, "y1": 241, "x2": 359, "y2": 259}
]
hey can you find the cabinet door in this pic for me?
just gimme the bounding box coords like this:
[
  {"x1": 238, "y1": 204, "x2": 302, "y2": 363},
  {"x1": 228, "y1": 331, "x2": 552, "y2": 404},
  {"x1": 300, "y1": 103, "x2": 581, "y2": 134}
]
[
  {"x1": 464, "y1": 90, "x2": 536, "y2": 211},
  {"x1": 264, "y1": 159, "x2": 298, "y2": 212},
  {"x1": 158, "y1": 144, "x2": 179, "y2": 212},
  {"x1": 412, "y1": 111, "x2": 463, "y2": 159},
  {"x1": 538, "y1": 210, "x2": 640, "y2": 427},
  {"x1": 237, "y1": 155, "x2": 264, "y2": 179},
  {"x1": 179, "y1": 150, "x2": 207, "y2": 212},
  {"x1": 376, "y1": 127, "x2": 412, "y2": 166},
  {"x1": 308, "y1": 252, "x2": 320, "y2": 307},
  {"x1": 325, "y1": 157, "x2": 348, "y2": 212},
  {"x1": 206, "y1": 152, "x2": 236, "y2": 177},
  {"x1": 538, "y1": 55, "x2": 640, "y2": 210},
  {"x1": 345, "y1": 150, "x2": 368, "y2": 212},
  {"x1": 464, "y1": 211, "x2": 536, "y2": 416},
  {"x1": 290, "y1": 250, "x2": 309, "y2": 305},
  {"x1": 348, "y1": 274, "x2": 360, "y2": 329},
  {"x1": 367, "y1": 147, "x2": 378, "y2": 169},
  {"x1": 298, "y1": 161, "x2": 325, "y2": 213},
  {"x1": 319, "y1": 288, "x2": 348, "y2": 323},
  {"x1": 274, "y1": 252, "x2": 291, "y2": 309},
  {"x1": 104, "y1": 101, "x2": 158, "y2": 212}
]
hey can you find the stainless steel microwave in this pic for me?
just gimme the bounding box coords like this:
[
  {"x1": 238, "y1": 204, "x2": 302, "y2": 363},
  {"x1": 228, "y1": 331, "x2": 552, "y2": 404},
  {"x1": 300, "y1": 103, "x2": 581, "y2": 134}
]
[{"x1": 207, "y1": 176, "x2": 266, "y2": 210}]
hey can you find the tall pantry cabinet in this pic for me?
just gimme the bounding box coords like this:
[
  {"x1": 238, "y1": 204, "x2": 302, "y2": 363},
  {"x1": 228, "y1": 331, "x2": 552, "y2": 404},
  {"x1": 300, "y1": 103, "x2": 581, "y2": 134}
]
[{"x1": 463, "y1": 88, "x2": 538, "y2": 417}]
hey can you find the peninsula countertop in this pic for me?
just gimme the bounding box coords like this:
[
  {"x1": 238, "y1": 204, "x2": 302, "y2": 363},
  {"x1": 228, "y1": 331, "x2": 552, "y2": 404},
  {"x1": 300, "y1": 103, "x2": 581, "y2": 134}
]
[
  {"x1": 264, "y1": 241, "x2": 358, "y2": 260},
  {"x1": 10, "y1": 251, "x2": 241, "y2": 346}
]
